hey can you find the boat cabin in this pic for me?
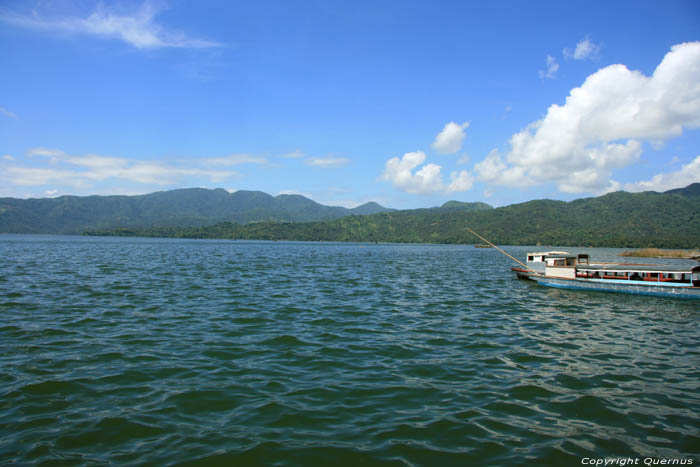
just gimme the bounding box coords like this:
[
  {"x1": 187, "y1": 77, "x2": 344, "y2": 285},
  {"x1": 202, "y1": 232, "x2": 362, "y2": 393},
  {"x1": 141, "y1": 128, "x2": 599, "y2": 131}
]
[
  {"x1": 525, "y1": 251, "x2": 570, "y2": 274},
  {"x1": 543, "y1": 254, "x2": 578, "y2": 279}
]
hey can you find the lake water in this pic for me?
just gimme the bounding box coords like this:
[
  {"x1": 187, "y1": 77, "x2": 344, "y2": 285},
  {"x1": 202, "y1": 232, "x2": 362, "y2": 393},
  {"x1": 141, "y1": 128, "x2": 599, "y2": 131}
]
[{"x1": 1, "y1": 235, "x2": 698, "y2": 465}]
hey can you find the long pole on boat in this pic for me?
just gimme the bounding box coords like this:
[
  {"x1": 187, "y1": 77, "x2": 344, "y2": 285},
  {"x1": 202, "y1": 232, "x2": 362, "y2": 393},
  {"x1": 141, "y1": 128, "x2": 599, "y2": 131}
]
[{"x1": 465, "y1": 227, "x2": 536, "y2": 272}]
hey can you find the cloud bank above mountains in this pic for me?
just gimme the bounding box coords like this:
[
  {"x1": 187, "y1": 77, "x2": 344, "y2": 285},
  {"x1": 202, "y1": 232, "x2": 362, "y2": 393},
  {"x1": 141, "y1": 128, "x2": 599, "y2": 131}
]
[
  {"x1": 477, "y1": 41, "x2": 700, "y2": 194},
  {"x1": 382, "y1": 42, "x2": 700, "y2": 197}
]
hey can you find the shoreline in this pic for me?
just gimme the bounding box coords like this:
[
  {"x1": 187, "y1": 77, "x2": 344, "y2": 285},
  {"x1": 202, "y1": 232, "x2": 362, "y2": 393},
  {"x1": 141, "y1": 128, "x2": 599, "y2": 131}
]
[{"x1": 619, "y1": 248, "x2": 700, "y2": 260}]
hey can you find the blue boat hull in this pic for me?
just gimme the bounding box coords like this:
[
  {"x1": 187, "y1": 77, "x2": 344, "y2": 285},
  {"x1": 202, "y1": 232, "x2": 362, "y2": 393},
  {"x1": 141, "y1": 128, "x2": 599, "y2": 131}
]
[{"x1": 534, "y1": 276, "x2": 700, "y2": 300}]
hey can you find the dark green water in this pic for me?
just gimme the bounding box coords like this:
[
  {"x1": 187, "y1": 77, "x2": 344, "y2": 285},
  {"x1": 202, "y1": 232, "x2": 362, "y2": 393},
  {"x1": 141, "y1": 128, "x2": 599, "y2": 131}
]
[{"x1": 1, "y1": 235, "x2": 698, "y2": 465}]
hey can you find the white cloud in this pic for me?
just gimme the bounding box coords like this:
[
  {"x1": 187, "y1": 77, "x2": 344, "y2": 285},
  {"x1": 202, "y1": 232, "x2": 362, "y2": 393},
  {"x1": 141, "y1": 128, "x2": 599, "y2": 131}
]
[
  {"x1": 623, "y1": 156, "x2": 700, "y2": 193},
  {"x1": 305, "y1": 156, "x2": 350, "y2": 168},
  {"x1": 539, "y1": 55, "x2": 559, "y2": 79},
  {"x1": 277, "y1": 189, "x2": 313, "y2": 198},
  {"x1": 28, "y1": 147, "x2": 128, "y2": 169},
  {"x1": 4, "y1": 147, "x2": 239, "y2": 188},
  {"x1": 0, "y1": 107, "x2": 17, "y2": 119},
  {"x1": 6, "y1": 167, "x2": 93, "y2": 188},
  {"x1": 475, "y1": 149, "x2": 531, "y2": 188},
  {"x1": 282, "y1": 150, "x2": 305, "y2": 159},
  {"x1": 477, "y1": 42, "x2": 700, "y2": 194},
  {"x1": 381, "y1": 150, "x2": 473, "y2": 195},
  {"x1": 457, "y1": 153, "x2": 470, "y2": 165},
  {"x1": 2, "y1": 154, "x2": 15, "y2": 161},
  {"x1": 203, "y1": 154, "x2": 269, "y2": 166},
  {"x1": 431, "y1": 121, "x2": 470, "y2": 154},
  {"x1": 501, "y1": 105, "x2": 512, "y2": 120},
  {"x1": 0, "y1": 2, "x2": 220, "y2": 49},
  {"x1": 447, "y1": 170, "x2": 474, "y2": 193},
  {"x1": 564, "y1": 37, "x2": 601, "y2": 61}
]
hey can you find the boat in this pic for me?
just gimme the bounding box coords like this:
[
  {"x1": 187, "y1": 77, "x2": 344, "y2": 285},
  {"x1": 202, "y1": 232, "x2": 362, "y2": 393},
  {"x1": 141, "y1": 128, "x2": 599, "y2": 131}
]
[
  {"x1": 464, "y1": 227, "x2": 700, "y2": 299},
  {"x1": 511, "y1": 251, "x2": 570, "y2": 279},
  {"x1": 526, "y1": 253, "x2": 700, "y2": 299}
]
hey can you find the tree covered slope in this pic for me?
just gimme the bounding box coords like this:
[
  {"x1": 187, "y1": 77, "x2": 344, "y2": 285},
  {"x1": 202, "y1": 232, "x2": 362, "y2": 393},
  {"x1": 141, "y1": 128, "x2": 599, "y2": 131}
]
[
  {"x1": 0, "y1": 188, "x2": 393, "y2": 234},
  {"x1": 86, "y1": 184, "x2": 700, "y2": 249}
]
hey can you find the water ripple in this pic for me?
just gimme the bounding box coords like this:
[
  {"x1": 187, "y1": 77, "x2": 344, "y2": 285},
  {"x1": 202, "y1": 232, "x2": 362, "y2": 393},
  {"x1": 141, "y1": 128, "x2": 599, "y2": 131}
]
[{"x1": 0, "y1": 236, "x2": 698, "y2": 465}]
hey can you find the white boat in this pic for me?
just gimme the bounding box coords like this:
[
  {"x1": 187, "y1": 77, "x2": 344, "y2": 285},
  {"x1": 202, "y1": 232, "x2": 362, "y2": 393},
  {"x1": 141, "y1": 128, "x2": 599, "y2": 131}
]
[
  {"x1": 524, "y1": 253, "x2": 700, "y2": 299},
  {"x1": 511, "y1": 251, "x2": 570, "y2": 279}
]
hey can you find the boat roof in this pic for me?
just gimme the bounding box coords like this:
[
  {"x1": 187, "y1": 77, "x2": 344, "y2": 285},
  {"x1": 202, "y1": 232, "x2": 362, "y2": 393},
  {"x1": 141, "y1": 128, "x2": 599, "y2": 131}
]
[
  {"x1": 577, "y1": 263, "x2": 700, "y2": 273},
  {"x1": 528, "y1": 251, "x2": 569, "y2": 256}
]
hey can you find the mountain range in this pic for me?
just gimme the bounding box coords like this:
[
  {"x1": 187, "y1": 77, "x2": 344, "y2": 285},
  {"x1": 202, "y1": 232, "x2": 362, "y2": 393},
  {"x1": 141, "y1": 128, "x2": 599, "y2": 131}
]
[
  {"x1": 0, "y1": 188, "x2": 400, "y2": 234},
  {"x1": 79, "y1": 183, "x2": 700, "y2": 249}
]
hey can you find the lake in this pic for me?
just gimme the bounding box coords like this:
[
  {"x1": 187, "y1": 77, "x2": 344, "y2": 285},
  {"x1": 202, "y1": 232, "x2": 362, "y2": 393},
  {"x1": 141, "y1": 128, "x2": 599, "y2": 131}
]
[{"x1": 1, "y1": 235, "x2": 698, "y2": 465}]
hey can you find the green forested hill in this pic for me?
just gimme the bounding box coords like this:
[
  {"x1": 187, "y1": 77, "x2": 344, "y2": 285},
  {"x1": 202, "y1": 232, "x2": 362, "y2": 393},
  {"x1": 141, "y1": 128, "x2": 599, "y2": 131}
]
[
  {"x1": 87, "y1": 184, "x2": 700, "y2": 248},
  {"x1": 0, "y1": 188, "x2": 393, "y2": 234}
]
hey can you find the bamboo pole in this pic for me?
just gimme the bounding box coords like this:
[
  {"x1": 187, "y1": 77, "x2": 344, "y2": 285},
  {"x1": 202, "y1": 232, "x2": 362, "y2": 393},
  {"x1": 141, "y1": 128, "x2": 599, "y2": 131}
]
[{"x1": 465, "y1": 227, "x2": 536, "y2": 272}]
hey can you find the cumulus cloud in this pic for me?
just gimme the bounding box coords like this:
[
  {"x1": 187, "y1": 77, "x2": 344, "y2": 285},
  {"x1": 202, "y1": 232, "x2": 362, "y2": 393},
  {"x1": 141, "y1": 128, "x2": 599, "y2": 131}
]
[
  {"x1": 564, "y1": 37, "x2": 601, "y2": 61},
  {"x1": 477, "y1": 42, "x2": 700, "y2": 194},
  {"x1": 431, "y1": 121, "x2": 470, "y2": 154},
  {"x1": 381, "y1": 151, "x2": 473, "y2": 195},
  {"x1": 0, "y1": 2, "x2": 220, "y2": 49},
  {"x1": 623, "y1": 156, "x2": 700, "y2": 193},
  {"x1": 539, "y1": 55, "x2": 559, "y2": 79},
  {"x1": 305, "y1": 156, "x2": 350, "y2": 168}
]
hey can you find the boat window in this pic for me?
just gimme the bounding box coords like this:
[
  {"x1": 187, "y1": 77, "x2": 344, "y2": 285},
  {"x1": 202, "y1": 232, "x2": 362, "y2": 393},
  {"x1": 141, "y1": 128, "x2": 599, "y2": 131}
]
[{"x1": 528, "y1": 256, "x2": 534, "y2": 262}]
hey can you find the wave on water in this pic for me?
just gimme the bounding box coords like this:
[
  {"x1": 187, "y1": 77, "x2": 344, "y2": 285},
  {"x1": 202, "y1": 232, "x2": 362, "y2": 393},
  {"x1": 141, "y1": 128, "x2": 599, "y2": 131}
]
[{"x1": 1, "y1": 237, "x2": 698, "y2": 465}]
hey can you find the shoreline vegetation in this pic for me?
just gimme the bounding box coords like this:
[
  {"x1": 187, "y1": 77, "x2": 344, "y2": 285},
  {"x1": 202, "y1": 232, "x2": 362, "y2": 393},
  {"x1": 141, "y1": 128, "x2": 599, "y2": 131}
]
[
  {"x1": 83, "y1": 184, "x2": 700, "y2": 249},
  {"x1": 619, "y1": 248, "x2": 700, "y2": 259},
  {"x1": 5, "y1": 184, "x2": 700, "y2": 249}
]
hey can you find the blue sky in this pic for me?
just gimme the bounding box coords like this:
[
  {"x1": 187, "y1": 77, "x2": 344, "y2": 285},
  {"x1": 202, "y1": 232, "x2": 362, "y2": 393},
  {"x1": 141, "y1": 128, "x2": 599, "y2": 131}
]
[{"x1": 1, "y1": 0, "x2": 699, "y2": 209}]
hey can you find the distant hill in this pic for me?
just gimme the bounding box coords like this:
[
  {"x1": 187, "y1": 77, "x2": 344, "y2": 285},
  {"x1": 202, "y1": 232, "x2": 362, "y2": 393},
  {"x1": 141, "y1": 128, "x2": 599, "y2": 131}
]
[
  {"x1": 86, "y1": 184, "x2": 700, "y2": 248},
  {"x1": 439, "y1": 201, "x2": 493, "y2": 212},
  {"x1": 0, "y1": 188, "x2": 392, "y2": 234},
  {"x1": 663, "y1": 182, "x2": 700, "y2": 197}
]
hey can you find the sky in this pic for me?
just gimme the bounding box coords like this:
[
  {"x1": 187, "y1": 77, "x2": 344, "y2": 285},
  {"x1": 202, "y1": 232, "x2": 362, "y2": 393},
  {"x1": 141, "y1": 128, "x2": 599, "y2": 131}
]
[{"x1": 1, "y1": 0, "x2": 699, "y2": 209}]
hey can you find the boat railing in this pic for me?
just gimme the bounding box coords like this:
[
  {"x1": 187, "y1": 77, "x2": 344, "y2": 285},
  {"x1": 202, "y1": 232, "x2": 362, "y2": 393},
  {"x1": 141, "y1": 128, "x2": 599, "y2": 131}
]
[{"x1": 575, "y1": 270, "x2": 694, "y2": 284}]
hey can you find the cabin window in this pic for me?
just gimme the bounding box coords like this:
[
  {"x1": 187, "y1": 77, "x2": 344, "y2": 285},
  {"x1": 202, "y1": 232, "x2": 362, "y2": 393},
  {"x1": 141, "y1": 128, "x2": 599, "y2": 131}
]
[
  {"x1": 528, "y1": 256, "x2": 534, "y2": 262},
  {"x1": 554, "y1": 259, "x2": 564, "y2": 267}
]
